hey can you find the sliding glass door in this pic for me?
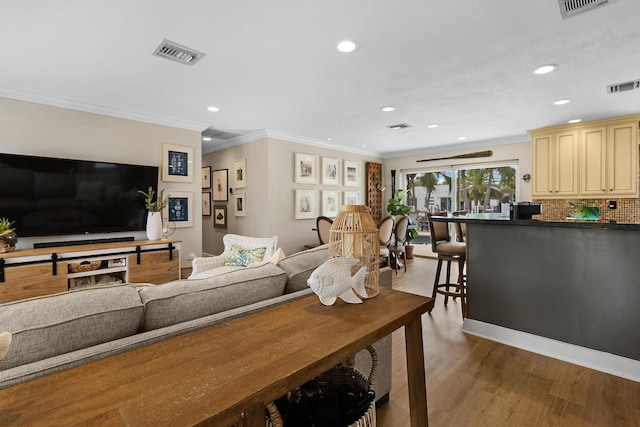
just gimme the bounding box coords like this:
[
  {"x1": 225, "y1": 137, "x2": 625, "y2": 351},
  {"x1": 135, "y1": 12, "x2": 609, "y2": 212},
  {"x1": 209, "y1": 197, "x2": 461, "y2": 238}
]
[{"x1": 405, "y1": 162, "x2": 517, "y2": 218}]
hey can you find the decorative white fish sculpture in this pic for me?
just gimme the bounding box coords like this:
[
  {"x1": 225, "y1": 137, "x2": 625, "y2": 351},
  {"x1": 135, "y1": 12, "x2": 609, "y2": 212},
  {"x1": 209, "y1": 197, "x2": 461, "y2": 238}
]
[{"x1": 307, "y1": 257, "x2": 368, "y2": 306}]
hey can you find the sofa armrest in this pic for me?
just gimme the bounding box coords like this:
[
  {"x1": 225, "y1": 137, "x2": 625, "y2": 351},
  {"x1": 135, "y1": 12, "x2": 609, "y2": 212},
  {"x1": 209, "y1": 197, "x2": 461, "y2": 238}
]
[{"x1": 190, "y1": 256, "x2": 226, "y2": 277}]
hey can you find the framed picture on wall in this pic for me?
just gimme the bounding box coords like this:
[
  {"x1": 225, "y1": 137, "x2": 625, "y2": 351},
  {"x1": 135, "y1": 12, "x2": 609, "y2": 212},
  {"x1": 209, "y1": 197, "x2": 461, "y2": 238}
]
[
  {"x1": 162, "y1": 143, "x2": 194, "y2": 183},
  {"x1": 321, "y1": 157, "x2": 340, "y2": 185},
  {"x1": 343, "y1": 191, "x2": 361, "y2": 205},
  {"x1": 343, "y1": 160, "x2": 361, "y2": 187},
  {"x1": 322, "y1": 191, "x2": 340, "y2": 217},
  {"x1": 213, "y1": 205, "x2": 227, "y2": 228},
  {"x1": 234, "y1": 193, "x2": 246, "y2": 216},
  {"x1": 234, "y1": 159, "x2": 247, "y2": 188},
  {"x1": 202, "y1": 191, "x2": 211, "y2": 216},
  {"x1": 163, "y1": 191, "x2": 193, "y2": 228},
  {"x1": 202, "y1": 166, "x2": 211, "y2": 189},
  {"x1": 295, "y1": 153, "x2": 317, "y2": 184},
  {"x1": 295, "y1": 189, "x2": 318, "y2": 219},
  {"x1": 212, "y1": 169, "x2": 229, "y2": 202}
]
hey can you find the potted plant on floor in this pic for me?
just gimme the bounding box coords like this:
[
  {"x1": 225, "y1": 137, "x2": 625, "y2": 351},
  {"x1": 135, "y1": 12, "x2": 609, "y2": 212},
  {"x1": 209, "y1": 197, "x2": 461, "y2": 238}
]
[
  {"x1": 0, "y1": 217, "x2": 18, "y2": 253},
  {"x1": 405, "y1": 227, "x2": 419, "y2": 259},
  {"x1": 138, "y1": 187, "x2": 169, "y2": 240}
]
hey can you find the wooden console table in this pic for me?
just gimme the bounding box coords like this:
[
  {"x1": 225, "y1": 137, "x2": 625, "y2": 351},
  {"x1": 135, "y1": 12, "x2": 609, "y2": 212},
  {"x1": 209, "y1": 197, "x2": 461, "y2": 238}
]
[{"x1": 0, "y1": 287, "x2": 433, "y2": 426}]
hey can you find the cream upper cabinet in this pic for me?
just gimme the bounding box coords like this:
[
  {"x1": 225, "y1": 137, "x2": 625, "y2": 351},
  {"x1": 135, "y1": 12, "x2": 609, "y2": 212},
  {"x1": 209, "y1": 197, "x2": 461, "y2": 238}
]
[
  {"x1": 608, "y1": 121, "x2": 638, "y2": 195},
  {"x1": 581, "y1": 126, "x2": 607, "y2": 196},
  {"x1": 581, "y1": 121, "x2": 638, "y2": 196},
  {"x1": 531, "y1": 115, "x2": 639, "y2": 199},
  {"x1": 532, "y1": 130, "x2": 579, "y2": 197}
]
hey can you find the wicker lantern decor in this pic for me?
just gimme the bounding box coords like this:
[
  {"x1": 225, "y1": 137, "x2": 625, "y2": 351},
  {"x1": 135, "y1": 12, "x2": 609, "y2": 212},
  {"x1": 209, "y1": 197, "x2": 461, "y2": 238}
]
[{"x1": 329, "y1": 205, "x2": 379, "y2": 298}]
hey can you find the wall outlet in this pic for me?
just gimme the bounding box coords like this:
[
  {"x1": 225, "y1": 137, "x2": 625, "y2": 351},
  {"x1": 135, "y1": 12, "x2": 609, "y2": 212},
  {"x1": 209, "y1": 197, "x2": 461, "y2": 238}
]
[{"x1": 608, "y1": 200, "x2": 617, "y2": 209}]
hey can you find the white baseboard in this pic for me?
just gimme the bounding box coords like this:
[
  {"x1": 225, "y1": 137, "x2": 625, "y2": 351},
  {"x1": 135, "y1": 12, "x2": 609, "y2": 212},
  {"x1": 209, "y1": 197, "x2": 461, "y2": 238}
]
[{"x1": 462, "y1": 319, "x2": 640, "y2": 383}]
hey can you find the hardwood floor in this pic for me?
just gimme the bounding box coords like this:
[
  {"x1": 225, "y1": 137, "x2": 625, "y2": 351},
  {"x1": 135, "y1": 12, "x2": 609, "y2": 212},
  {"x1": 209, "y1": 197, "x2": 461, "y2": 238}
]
[{"x1": 376, "y1": 257, "x2": 640, "y2": 427}]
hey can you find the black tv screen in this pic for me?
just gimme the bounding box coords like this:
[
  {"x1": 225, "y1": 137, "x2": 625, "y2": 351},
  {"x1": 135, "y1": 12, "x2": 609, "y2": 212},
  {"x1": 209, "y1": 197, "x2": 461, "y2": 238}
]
[{"x1": 0, "y1": 153, "x2": 158, "y2": 237}]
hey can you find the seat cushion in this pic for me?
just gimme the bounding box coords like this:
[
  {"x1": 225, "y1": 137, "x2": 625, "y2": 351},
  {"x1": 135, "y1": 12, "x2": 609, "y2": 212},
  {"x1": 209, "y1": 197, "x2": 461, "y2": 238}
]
[
  {"x1": 0, "y1": 284, "x2": 144, "y2": 371},
  {"x1": 435, "y1": 241, "x2": 466, "y2": 257},
  {"x1": 139, "y1": 263, "x2": 288, "y2": 331},
  {"x1": 277, "y1": 244, "x2": 330, "y2": 293}
]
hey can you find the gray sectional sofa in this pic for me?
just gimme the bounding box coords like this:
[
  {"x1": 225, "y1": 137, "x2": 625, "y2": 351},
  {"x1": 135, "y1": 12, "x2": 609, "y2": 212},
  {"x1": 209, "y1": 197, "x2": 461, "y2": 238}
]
[{"x1": 0, "y1": 244, "x2": 392, "y2": 405}]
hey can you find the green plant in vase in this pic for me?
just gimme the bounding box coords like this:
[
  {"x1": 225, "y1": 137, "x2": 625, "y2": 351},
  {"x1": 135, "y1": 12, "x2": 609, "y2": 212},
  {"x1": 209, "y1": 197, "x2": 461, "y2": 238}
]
[
  {"x1": 138, "y1": 187, "x2": 169, "y2": 212},
  {"x1": 0, "y1": 217, "x2": 18, "y2": 253},
  {"x1": 138, "y1": 187, "x2": 169, "y2": 240}
]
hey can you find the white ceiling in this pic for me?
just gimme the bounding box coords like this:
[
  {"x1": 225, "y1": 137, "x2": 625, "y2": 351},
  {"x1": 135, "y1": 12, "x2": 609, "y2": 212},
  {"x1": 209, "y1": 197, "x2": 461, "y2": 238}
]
[{"x1": 1, "y1": 0, "x2": 639, "y2": 157}]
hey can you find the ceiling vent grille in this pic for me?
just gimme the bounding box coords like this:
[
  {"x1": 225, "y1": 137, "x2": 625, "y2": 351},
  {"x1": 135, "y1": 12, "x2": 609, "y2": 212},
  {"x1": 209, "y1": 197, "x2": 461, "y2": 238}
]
[
  {"x1": 557, "y1": 0, "x2": 608, "y2": 19},
  {"x1": 387, "y1": 123, "x2": 412, "y2": 130},
  {"x1": 607, "y1": 79, "x2": 640, "y2": 94},
  {"x1": 202, "y1": 128, "x2": 241, "y2": 140},
  {"x1": 152, "y1": 39, "x2": 205, "y2": 66}
]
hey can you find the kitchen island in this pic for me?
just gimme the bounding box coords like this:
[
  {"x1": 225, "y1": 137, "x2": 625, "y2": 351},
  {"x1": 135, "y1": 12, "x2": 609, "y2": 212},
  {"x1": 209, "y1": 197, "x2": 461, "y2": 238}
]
[{"x1": 433, "y1": 214, "x2": 640, "y2": 381}]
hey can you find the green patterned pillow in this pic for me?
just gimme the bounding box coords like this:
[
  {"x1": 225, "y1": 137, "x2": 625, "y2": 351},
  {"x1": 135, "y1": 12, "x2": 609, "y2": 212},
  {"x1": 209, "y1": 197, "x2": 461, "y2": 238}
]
[{"x1": 225, "y1": 246, "x2": 267, "y2": 267}]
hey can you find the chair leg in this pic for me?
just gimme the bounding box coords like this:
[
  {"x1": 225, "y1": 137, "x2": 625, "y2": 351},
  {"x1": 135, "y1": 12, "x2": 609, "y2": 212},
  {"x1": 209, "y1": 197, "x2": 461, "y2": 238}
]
[
  {"x1": 429, "y1": 259, "x2": 444, "y2": 312},
  {"x1": 444, "y1": 260, "x2": 452, "y2": 305},
  {"x1": 458, "y1": 258, "x2": 467, "y2": 318},
  {"x1": 402, "y1": 250, "x2": 407, "y2": 272}
]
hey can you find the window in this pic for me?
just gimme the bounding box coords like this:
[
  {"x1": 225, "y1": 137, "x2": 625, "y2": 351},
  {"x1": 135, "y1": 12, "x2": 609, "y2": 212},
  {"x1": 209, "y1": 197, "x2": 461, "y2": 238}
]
[{"x1": 404, "y1": 162, "x2": 517, "y2": 217}]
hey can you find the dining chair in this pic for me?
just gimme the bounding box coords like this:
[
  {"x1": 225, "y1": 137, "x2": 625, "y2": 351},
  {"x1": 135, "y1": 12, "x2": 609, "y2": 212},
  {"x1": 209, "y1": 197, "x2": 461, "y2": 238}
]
[
  {"x1": 377, "y1": 216, "x2": 395, "y2": 268},
  {"x1": 316, "y1": 216, "x2": 334, "y2": 245},
  {"x1": 389, "y1": 215, "x2": 409, "y2": 274}
]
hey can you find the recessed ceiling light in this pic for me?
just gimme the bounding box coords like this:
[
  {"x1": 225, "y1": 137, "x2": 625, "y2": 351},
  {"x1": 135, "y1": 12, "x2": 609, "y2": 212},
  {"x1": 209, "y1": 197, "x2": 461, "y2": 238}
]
[
  {"x1": 381, "y1": 106, "x2": 395, "y2": 112},
  {"x1": 533, "y1": 64, "x2": 558, "y2": 75},
  {"x1": 202, "y1": 137, "x2": 212, "y2": 141},
  {"x1": 327, "y1": 138, "x2": 332, "y2": 141},
  {"x1": 362, "y1": 145, "x2": 366, "y2": 148},
  {"x1": 568, "y1": 119, "x2": 582, "y2": 123},
  {"x1": 554, "y1": 99, "x2": 571, "y2": 105},
  {"x1": 207, "y1": 106, "x2": 220, "y2": 112},
  {"x1": 336, "y1": 40, "x2": 359, "y2": 53},
  {"x1": 426, "y1": 124, "x2": 439, "y2": 128},
  {"x1": 458, "y1": 136, "x2": 468, "y2": 140}
]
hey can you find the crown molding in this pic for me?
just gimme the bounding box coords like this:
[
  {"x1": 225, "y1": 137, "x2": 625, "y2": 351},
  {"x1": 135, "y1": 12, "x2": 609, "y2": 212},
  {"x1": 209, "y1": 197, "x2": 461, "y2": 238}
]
[
  {"x1": 382, "y1": 134, "x2": 529, "y2": 159},
  {"x1": 0, "y1": 86, "x2": 209, "y2": 132},
  {"x1": 203, "y1": 128, "x2": 383, "y2": 157}
]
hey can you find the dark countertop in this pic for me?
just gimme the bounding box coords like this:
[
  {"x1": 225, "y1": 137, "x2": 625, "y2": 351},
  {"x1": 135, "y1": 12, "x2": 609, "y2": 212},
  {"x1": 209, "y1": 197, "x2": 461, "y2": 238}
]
[{"x1": 431, "y1": 213, "x2": 640, "y2": 231}]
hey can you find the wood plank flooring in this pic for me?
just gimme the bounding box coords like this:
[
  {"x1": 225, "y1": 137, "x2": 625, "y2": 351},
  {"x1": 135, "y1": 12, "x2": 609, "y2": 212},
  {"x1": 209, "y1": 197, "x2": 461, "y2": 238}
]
[{"x1": 376, "y1": 257, "x2": 640, "y2": 427}]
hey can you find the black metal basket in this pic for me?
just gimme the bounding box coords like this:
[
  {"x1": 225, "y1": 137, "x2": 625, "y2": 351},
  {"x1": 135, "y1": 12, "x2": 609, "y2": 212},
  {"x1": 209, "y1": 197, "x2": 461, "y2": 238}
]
[{"x1": 267, "y1": 346, "x2": 377, "y2": 427}]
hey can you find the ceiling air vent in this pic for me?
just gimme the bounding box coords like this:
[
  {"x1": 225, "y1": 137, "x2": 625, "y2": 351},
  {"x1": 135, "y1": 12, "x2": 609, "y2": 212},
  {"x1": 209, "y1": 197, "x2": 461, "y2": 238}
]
[
  {"x1": 557, "y1": 0, "x2": 608, "y2": 19},
  {"x1": 202, "y1": 128, "x2": 241, "y2": 140},
  {"x1": 607, "y1": 79, "x2": 640, "y2": 94},
  {"x1": 152, "y1": 39, "x2": 205, "y2": 66},
  {"x1": 387, "y1": 123, "x2": 412, "y2": 130}
]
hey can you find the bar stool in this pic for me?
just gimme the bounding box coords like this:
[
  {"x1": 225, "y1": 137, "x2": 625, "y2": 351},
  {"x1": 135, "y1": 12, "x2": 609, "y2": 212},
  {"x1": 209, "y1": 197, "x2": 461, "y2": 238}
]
[
  {"x1": 452, "y1": 210, "x2": 467, "y2": 242},
  {"x1": 427, "y1": 212, "x2": 467, "y2": 317},
  {"x1": 452, "y1": 210, "x2": 468, "y2": 285}
]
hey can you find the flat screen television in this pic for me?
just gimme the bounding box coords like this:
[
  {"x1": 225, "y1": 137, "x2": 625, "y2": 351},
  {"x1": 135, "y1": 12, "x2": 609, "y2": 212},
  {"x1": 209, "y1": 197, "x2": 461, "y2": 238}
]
[{"x1": 0, "y1": 153, "x2": 158, "y2": 237}]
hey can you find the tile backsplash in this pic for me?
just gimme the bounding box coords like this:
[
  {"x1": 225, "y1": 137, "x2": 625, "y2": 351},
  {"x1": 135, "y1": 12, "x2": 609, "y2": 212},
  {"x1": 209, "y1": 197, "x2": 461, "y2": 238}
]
[{"x1": 533, "y1": 198, "x2": 640, "y2": 223}]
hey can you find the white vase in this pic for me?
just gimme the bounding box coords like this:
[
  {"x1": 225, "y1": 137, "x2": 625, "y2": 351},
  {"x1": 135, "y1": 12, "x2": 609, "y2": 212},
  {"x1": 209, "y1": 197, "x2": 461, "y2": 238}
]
[{"x1": 146, "y1": 212, "x2": 163, "y2": 240}]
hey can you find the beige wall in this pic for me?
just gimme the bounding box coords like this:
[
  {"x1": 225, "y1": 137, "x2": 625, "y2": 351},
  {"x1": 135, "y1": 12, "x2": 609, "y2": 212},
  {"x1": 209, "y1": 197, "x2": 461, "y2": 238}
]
[
  {"x1": 382, "y1": 141, "x2": 533, "y2": 204},
  {"x1": 0, "y1": 97, "x2": 202, "y2": 261},
  {"x1": 203, "y1": 137, "x2": 382, "y2": 255}
]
